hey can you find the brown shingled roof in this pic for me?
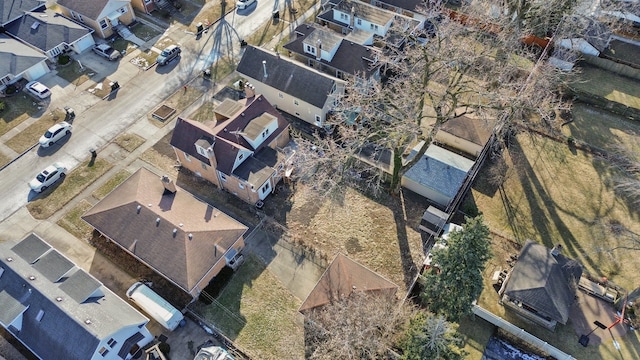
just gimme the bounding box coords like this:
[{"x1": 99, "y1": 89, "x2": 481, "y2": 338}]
[
  {"x1": 299, "y1": 253, "x2": 397, "y2": 313},
  {"x1": 82, "y1": 168, "x2": 248, "y2": 294}
]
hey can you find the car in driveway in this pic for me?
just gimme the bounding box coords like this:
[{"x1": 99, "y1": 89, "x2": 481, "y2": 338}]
[
  {"x1": 29, "y1": 162, "x2": 67, "y2": 193},
  {"x1": 93, "y1": 43, "x2": 121, "y2": 61},
  {"x1": 156, "y1": 45, "x2": 181, "y2": 66},
  {"x1": 39, "y1": 122, "x2": 72, "y2": 147},
  {"x1": 25, "y1": 81, "x2": 51, "y2": 99},
  {"x1": 236, "y1": 0, "x2": 256, "y2": 9}
]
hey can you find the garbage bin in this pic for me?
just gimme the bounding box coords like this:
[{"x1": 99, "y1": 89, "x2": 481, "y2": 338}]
[
  {"x1": 196, "y1": 22, "x2": 204, "y2": 33},
  {"x1": 272, "y1": 9, "x2": 279, "y2": 20}
]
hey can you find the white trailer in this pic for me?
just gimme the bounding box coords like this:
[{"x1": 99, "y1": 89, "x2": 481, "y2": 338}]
[{"x1": 126, "y1": 282, "x2": 185, "y2": 331}]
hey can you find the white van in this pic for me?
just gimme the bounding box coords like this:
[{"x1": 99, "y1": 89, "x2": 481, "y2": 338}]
[{"x1": 126, "y1": 282, "x2": 185, "y2": 331}]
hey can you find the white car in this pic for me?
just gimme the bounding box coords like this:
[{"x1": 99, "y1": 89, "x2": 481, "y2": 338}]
[
  {"x1": 236, "y1": 0, "x2": 256, "y2": 10},
  {"x1": 29, "y1": 162, "x2": 67, "y2": 193},
  {"x1": 39, "y1": 122, "x2": 72, "y2": 147},
  {"x1": 92, "y1": 44, "x2": 121, "y2": 61},
  {"x1": 26, "y1": 81, "x2": 51, "y2": 99}
]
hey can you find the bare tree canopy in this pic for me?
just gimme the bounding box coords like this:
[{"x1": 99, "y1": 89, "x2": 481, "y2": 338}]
[
  {"x1": 398, "y1": 312, "x2": 466, "y2": 360},
  {"x1": 304, "y1": 291, "x2": 413, "y2": 359},
  {"x1": 291, "y1": 1, "x2": 570, "y2": 196}
]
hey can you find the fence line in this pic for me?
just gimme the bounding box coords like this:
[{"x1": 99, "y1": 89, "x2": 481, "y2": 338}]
[{"x1": 472, "y1": 305, "x2": 576, "y2": 360}]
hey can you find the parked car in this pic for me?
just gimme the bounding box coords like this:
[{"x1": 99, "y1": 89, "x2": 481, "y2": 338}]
[
  {"x1": 39, "y1": 122, "x2": 72, "y2": 147},
  {"x1": 93, "y1": 44, "x2": 121, "y2": 61},
  {"x1": 25, "y1": 81, "x2": 51, "y2": 99},
  {"x1": 156, "y1": 45, "x2": 181, "y2": 66},
  {"x1": 236, "y1": 0, "x2": 256, "y2": 9},
  {"x1": 29, "y1": 162, "x2": 67, "y2": 193}
]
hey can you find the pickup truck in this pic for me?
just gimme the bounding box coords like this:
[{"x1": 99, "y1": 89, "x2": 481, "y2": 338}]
[{"x1": 92, "y1": 44, "x2": 121, "y2": 61}]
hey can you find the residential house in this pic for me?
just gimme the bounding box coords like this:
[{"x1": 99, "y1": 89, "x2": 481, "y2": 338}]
[
  {"x1": 0, "y1": 34, "x2": 49, "y2": 90},
  {"x1": 283, "y1": 23, "x2": 382, "y2": 80},
  {"x1": 236, "y1": 45, "x2": 346, "y2": 128},
  {"x1": 4, "y1": 8, "x2": 95, "y2": 61},
  {"x1": 500, "y1": 241, "x2": 582, "y2": 330},
  {"x1": 130, "y1": 0, "x2": 157, "y2": 14},
  {"x1": 401, "y1": 143, "x2": 475, "y2": 208},
  {"x1": 0, "y1": 233, "x2": 154, "y2": 360},
  {"x1": 55, "y1": 0, "x2": 136, "y2": 38},
  {"x1": 170, "y1": 94, "x2": 293, "y2": 204},
  {"x1": 299, "y1": 253, "x2": 398, "y2": 314},
  {"x1": 82, "y1": 168, "x2": 249, "y2": 299},
  {"x1": 318, "y1": 0, "x2": 397, "y2": 37},
  {"x1": 360, "y1": 0, "x2": 425, "y2": 18},
  {"x1": 435, "y1": 115, "x2": 494, "y2": 158}
]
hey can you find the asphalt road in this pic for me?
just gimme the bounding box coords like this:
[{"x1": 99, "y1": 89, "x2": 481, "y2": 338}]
[{"x1": 0, "y1": 1, "x2": 283, "y2": 223}]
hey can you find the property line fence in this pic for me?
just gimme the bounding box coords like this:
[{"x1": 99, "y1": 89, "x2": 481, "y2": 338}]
[
  {"x1": 472, "y1": 305, "x2": 576, "y2": 360},
  {"x1": 185, "y1": 309, "x2": 254, "y2": 360}
]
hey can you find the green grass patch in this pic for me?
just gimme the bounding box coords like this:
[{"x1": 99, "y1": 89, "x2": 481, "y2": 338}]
[
  {"x1": 92, "y1": 169, "x2": 132, "y2": 200},
  {"x1": 572, "y1": 64, "x2": 640, "y2": 110},
  {"x1": 129, "y1": 22, "x2": 163, "y2": 42},
  {"x1": 191, "y1": 254, "x2": 304, "y2": 359},
  {"x1": 56, "y1": 199, "x2": 94, "y2": 240},
  {"x1": 56, "y1": 61, "x2": 95, "y2": 87},
  {"x1": 0, "y1": 93, "x2": 43, "y2": 137},
  {"x1": 5, "y1": 108, "x2": 67, "y2": 153},
  {"x1": 27, "y1": 158, "x2": 113, "y2": 219},
  {"x1": 131, "y1": 49, "x2": 159, "y2": 69},
  {"x1": 114, "y1": 133, "x2": 146, "y2": 153}
]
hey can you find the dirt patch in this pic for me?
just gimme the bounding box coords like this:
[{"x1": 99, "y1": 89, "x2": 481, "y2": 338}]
[{"x1": 152, "y1": 104, "x2": 176, "y2": 121}]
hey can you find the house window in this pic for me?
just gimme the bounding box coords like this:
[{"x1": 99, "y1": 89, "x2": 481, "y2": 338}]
[
  {"x1": 293, "y1": 100, "x2": 299, "y2": 106},
  {"x1": 107, "y1": 338, "x2": 117, "y2": 347},
  {"x1": 0, "y1": 76, "x2": 10, "y2": 86},
  {"x1": 99, "y1": 347, "x2": 109, "y2": 356},
  {"x1": 261, "y1": 182, "x2": 271, "y2": 194},
  {"x1": 340, "y1": 13, "x2": 347, "y2": 20},
  {"x1": 77, "y1": 14, "x2": 84, "y2": 23},
  {"x1": 195, "y1": 144, "x2": 208, "y2": 157},
  {"x1": 119, "y1": 7, "x2": 128, "y2": 14},
  {"x1": 239, "y1": 183, "x2": 245, "y2": 189},
  {"x1": 70, "y1": 11, "x2": 77, "y2": 19},
  {"x1": 370, "y1": 24, "x2": 378, "y2": 31},
  {"x1": 184, "y1": 152, "x2": 191, "y2": 162},
  {"x1": 262, "y1": 129, "x2": 269, "y2": 138},
  {"x1": 201, "y1": 162, "x2": 208, "y2": 170},
  {"x1": 315, "y1": 114, "x2": 321, "y2": 123},
  {"x1": 220, "y1": 173, "x2": 227, "y2": 182},
  {"x1": 99, "y1": 19, "x2": 108, "y2": 29},
  {"x1": 357, "y1": 19, "x2": 362, "y2": 25},
  {"x1": 238, "y1": 154, "x2": 243, "y2": 160}
]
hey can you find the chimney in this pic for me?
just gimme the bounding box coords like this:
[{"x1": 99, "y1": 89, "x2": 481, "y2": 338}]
[
  {"x1": 262, "y1": 60, "x2": 268, "y2": 78},
  {"x1": 551, "y1": 244, "x2": 563, "y2": 257},
  {"x1": 161, "y1": 175, "x2": 176, "y2": 194},
  {"x1": 350, "y1": 6, "x2": 355, "y2": 28},
  {"x1": 245, "y1": 83, "x2": 256, "y2": 98},
  {"x1": 316, "y1": 39, "x2": 322, "y2": 61}
]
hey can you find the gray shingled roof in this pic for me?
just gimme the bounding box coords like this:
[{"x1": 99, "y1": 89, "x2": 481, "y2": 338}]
[
  {"x1": 504, "y1": 240, "x2": 582, "y2": 324},
  {"x1": 369, "y1": 0, "x2": 423, "y2": 13},
  {"x1": 56, "y1": 0, "x2": 110, "y2": 19},
  {"x1": 82, "y1": 168, "x2": 248, "y2": 294},
  {"x1": 283, "y1": 24, "x2": 380, "y2": 78},
  {"x1": 0, "y1": 0, "x2": 42, "y2": 24},
  {"x1": 403, "y1": 144, "x2": 474, "y2": 199},
  {"x1": 0, "y1": 234, "x2": 150, "y2": 360},
  {"x1": 4, "y1": 9, "x2": 93, "y2": 52},
  {"x1": 0, "y1": 34, "x2": 48, "y2": 78},
  {"x1": 236, "y1": 46, "x2": 339, "y2": 108}
]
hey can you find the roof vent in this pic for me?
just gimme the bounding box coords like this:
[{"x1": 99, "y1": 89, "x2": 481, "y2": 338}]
[
  {"x1": 31, "y1": 21, "x2": 40, "y2": 30},
  {"x1": 29, "y1": 275, "x2": 36, "y2": 281},
  {"x1": 148, "y1": 203, "x2": 152, "y2": 207},
  {"x1": 137, "y1": 205, "x2": 142, "y2": 214},
  {"x1": 188, "y1": 233, "x2": 193, "y2": 240},
  {"x1": 241, "y1": 113, "x2": 245, "y2": 117},
  {"x1": 56, "y1": 297, "x2": 63, "y2": 302},
  {"x1": 179, "y1": 223, "x2": 184, "y2": 227},
  {"x1": 6, "y1": 257, "x2": 13, "y2": 262},
  {"x1": 85, "y1": 319, "x2": 92, "y2": 325},
  {"x1": 156, "y1": 217, "x2": 161, "y2": 226}
]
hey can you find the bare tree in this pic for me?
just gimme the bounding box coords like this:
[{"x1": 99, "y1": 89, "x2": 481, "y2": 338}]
[
  {"x1": 291, "y1": 1, "x2": 567, "y2": 196},
  {"x1": 304, "y1": 291, "x2": 413, "y2": 359}
]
